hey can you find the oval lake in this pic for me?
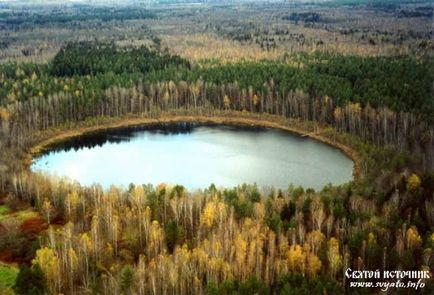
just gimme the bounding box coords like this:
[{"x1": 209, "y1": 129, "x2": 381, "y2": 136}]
[{"x1": 31, "y1": 123, "x2": 353, "y2": 190}]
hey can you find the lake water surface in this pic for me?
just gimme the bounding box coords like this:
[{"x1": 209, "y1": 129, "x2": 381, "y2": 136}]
[{"x1": 31, "y1": 123, "x2": 353, "y2": 190}]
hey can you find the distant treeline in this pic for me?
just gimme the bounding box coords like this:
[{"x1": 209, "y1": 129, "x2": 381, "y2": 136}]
[
  {"x1": 323, "y1": 0, "x2": 431, "y2": 9},
  {"x1": 0, "y1": 6, "x2": 156, "y2": 27},
  {"x1": 397, "y1": 8, "x2": 434, "y2": 18}
]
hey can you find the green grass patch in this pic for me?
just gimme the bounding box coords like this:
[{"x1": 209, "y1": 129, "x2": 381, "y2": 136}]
[
  {"x1": 0, "y1": 205, "x2": 8, "y2": 214},
  {"x1": 0, "y1": 206, "x2": 39, "y2": 222},
  {"x1": 14, "y1": 209, "x2": 39, "y2": 222},
  {"x1": 0, "y1": 264, "x2": 18, "y2": 291},
  {"x1": 0, "y1": 205, "x2": 9, "y2": 221}
]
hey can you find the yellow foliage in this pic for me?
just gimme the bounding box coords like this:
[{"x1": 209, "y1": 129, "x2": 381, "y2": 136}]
[
  {"x1": 149, "y1": 220, "x2": 163, "y2": 252},
  {"x1": 163, "y1": 91, "x2": 170, "y2": 102},
  {"x1": 201, "y1": 201, "x2": 218, "y2": 227},
  {"x1": 42, "y1": 198, "x2": 52, "y2": 222},
  {"x1": 7, "y1": 91, "x2": 16, "y2": 103},
  {"x1": 243, "y1": 217, "x2": 252, "y2": 229},
  {"x1": 69, "y1": 191, "x2": 80, "y2": 208},
  {"x1": 368, "y1": 232, "x2": 376, "y2": 244},
  {"x1": 287, "y1": 244, "x2": 304, "y2": 272},
  {"x1": 191, "y1": 84, "x2": 200, "y2": 97},
  {"x1": 407, "y1": 173, "x2": 421, "y2": 192},
  {"x1": 168, "y1": 80, "x2": 176, "y2": 91},
  {"x1": 306, "y1": 230, "x2": 325, "y2": 254},
  {"x1": 162, "y1": 33, "x2": 284, "y2": 63},
  {"x1": 254, "y1": 202, "x2": 265, "y2": 220},
  {"x1": 104, "y1": 243, "x2": 114, "y2": 259},
  {"x1": 15, "y1": 67, "x2": 24, "y2": 77},
  {"x1": 223, "y1": 95, "x2": 230, "y2": 109},
  {"x1": 0, "y1": 107, "x2": 10, "y2": 121},
  {"x1": 80, "y1": 233, "x2": 92, "y2": 251},
  {"x1": 349, "y1": 102, "x2": 362, "y2": 114},
  {"x1": 149, "y1": 259, "x2": 156, "y2": 269},
  {"x1": 334, "y1": 107, "x2": 342, "y2": 121},
  {"x1": 234, "y1": 234, "x2": 247, "y2": 266},
  {"x1": 327, "y1": 238, "x2": 342, "y2": 277},
  {"x1": 200, "y1": 201, "x2": 226, "y2": 227},
  {"x1": 68, "y1": 248, "x2": 78, "y2": 272},
  {"x1": 31, "y1": 72, "x2": 38, "y2": 81},
  {"x1": 406, "y1": 227, "x2": 422, "y2": 249},
  {"x1": 132, "y1": 185, "x2": 145, "y2": 207},
  {"x1": 306, "y1": 252, "x2": 322, "y2": 277},
  {"x1": 252, "y1": 94, "x2": 258, "y2": 106},
  {"x1": 32, "y1": 247, "x2": 59, "y2": 283}
]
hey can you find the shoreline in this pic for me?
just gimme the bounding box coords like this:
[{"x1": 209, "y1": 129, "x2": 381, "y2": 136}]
[{"x1": 27, "y1": 112, "x2": 363, "y2": 183}]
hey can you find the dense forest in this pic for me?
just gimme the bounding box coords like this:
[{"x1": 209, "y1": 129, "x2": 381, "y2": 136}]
[
  {"x1": 0, "y1": 41, "x2": 433, "y2": 294},
  {"x1": 0, "y1": 0, "x2": 433, "y2": 294}
]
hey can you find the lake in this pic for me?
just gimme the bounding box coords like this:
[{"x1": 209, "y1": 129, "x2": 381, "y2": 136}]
[{"x1": 31, "y1": 123, "x2": 353, "y2": 190}]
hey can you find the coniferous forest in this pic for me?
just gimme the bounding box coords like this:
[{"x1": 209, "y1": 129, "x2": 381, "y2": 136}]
[{"x1": 0, "y1": 1, "x2": 433, "y2": 294}]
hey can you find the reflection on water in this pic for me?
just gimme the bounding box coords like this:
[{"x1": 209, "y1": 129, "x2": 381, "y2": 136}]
[{"x1": 32, "y1": 123, "x2": 353, "y2": 190}]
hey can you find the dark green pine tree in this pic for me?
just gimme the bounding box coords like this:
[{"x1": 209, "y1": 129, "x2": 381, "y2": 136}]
[{"x1": 13, "y1": 264, "x2": 46, "y2": 295}]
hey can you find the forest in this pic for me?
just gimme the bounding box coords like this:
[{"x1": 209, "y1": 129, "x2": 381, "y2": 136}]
[
  {"x1": 2, "y1": 43, "x2": 433, "y2": 118},
  {"x1": 0, "y1": 1, "x2": 433, "y2": 294}
]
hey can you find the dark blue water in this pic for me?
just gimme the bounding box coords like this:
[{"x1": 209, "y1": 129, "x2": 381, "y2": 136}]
[{"x1": 31, "y1": 123, "x2": 353, "y2": 190}]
